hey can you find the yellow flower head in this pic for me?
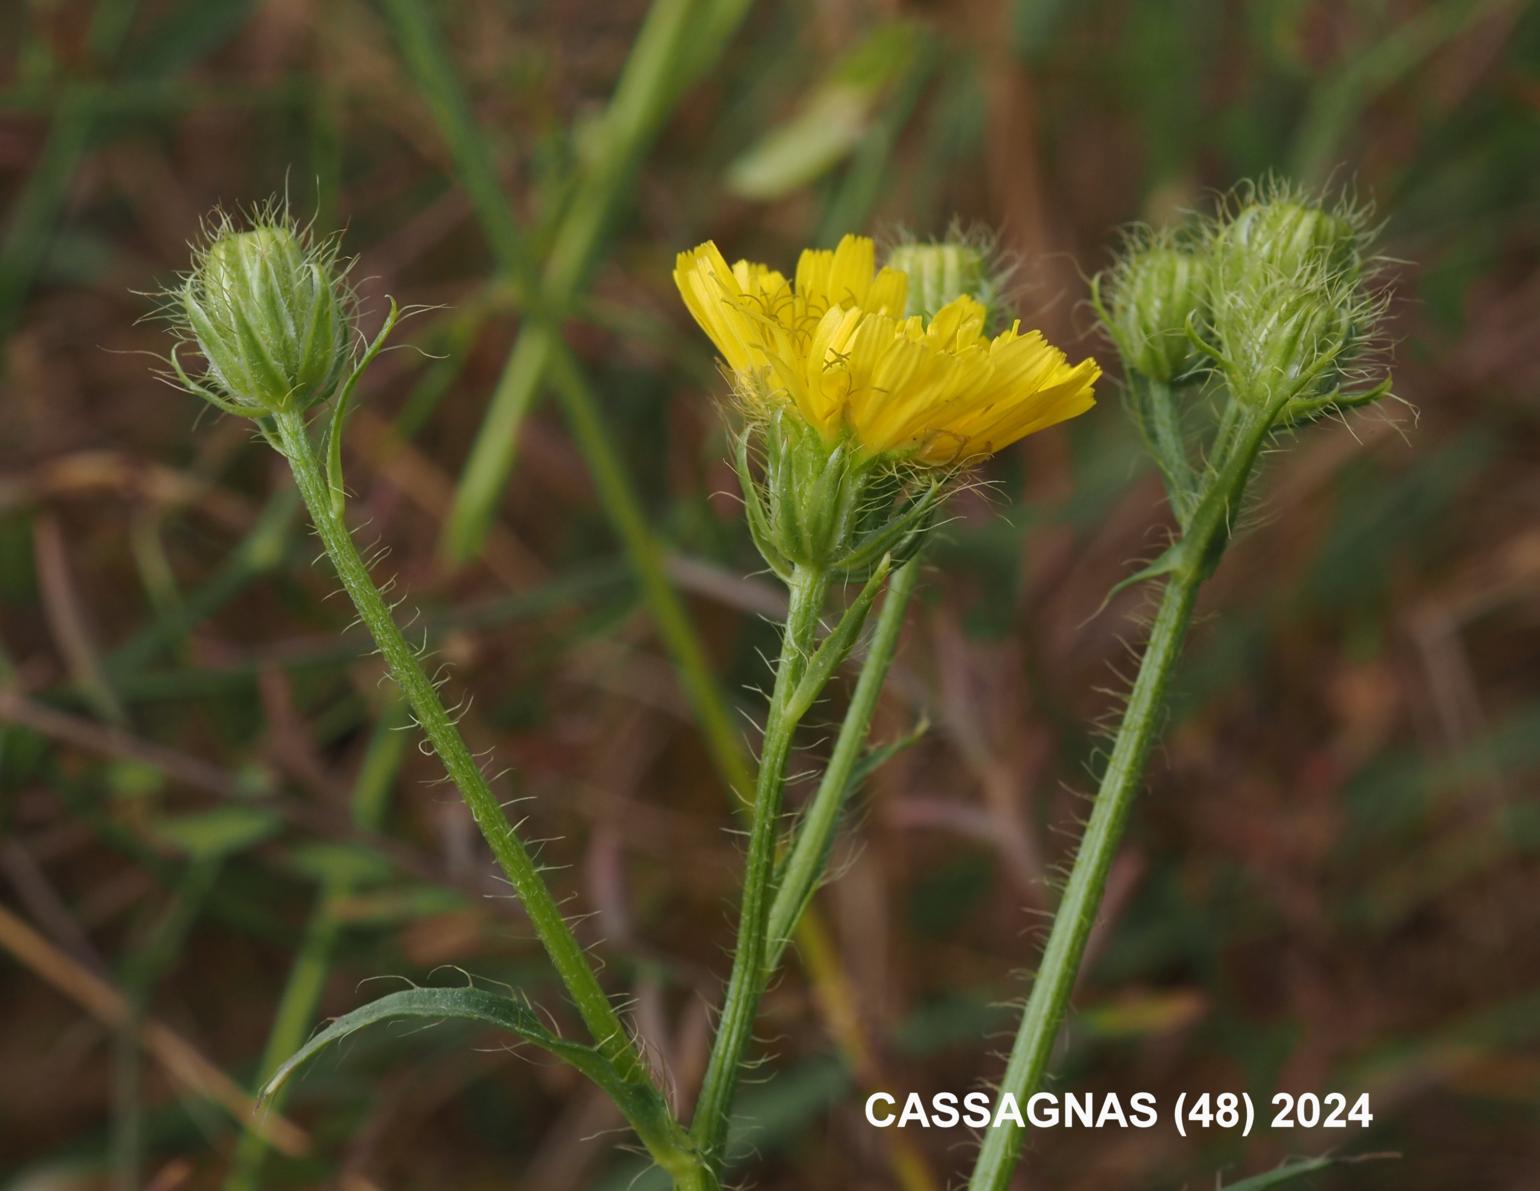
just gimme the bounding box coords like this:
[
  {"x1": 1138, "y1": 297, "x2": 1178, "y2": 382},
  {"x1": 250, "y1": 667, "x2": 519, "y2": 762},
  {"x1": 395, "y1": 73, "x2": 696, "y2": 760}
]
[{"x1": 674, "y1": 234, "x2": 1100, "y2": 466}]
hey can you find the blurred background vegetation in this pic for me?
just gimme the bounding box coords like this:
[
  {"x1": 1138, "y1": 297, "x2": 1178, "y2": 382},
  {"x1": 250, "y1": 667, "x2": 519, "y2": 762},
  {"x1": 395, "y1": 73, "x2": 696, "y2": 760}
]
[{"x1": 2, "y1": 0, "x2": 1537, "y2": 1188}]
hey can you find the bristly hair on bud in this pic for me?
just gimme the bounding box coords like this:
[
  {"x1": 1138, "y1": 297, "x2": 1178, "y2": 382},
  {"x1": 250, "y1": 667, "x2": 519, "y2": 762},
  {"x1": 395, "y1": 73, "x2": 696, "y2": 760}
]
[
  {"x1": 1091, "y1": 224, "x2": 1210, "y2": 384},
  {"x1": 1095, "y1": 177, "x2": 1395, "y2": 428},
  {"x1": 1210, "y1": 175, "x2": 1376, "y2": 291},
  {"x1": 880, "y1": 219, "x2": 1018, "y2": 328},
  {"x1": 1200, "y1": 178, "x2": 1393, "y2": 415},
  {"x1": 159, "y1": 198, "x2": 359, "y2": 419}
]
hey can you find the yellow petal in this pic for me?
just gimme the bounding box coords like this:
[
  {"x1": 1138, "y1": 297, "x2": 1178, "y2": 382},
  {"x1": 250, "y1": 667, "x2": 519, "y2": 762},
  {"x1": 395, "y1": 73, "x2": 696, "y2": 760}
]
[{"x1": 676, "y1": 236, "x2": 1100, "y2": 463}]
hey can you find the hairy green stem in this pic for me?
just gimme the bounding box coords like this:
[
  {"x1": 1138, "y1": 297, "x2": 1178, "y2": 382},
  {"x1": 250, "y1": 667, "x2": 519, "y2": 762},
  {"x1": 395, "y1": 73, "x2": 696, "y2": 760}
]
[
  {"x1": 268, "y1": 410, "x2": 702, "y2": 1179},
  {"x1": 691, "y1": 564, "x2": 829, "y2": 1171},
  {"x1": 968, "y1": 401, "x2": 1279, "y2": 1189},
  {"x1": 966, "y1": 569, "x2": 1197, "y2": 1190},
  {"x1": 765, "y1": 557, "x2": 919, "y2": 973}
]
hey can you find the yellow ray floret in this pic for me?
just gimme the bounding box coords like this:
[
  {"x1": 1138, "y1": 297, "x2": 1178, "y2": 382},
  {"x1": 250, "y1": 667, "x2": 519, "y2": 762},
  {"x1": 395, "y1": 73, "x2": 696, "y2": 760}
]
[{"x1": 674, "y1": 234, "x2": 1100, "y2": 466}]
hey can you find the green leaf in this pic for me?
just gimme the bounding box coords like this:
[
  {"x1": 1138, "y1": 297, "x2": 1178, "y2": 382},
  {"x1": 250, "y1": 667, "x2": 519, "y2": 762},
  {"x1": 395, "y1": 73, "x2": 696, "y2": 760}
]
[
  {"x1": 266, "y1": 985, "x2": 604, "y2": 1098},
  {"x1": 262, "y1": 985, "x2": 693, "y2": 1168},
  {"x1": 282, "y1": 840, "x2": 396, "y2": 886},
  {"x1": 849, "y1": 715, "x2": 927, "y2": 790},
  {"x1": 326, "y1": 297, "x2": 400, "y2": 519}
]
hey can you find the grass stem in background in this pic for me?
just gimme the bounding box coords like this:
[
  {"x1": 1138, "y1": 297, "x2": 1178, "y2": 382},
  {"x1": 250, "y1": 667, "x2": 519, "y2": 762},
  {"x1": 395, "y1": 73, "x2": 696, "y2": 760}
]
[
  {"x1": 0, "y1": 0, "x2": 140, "y2": 341},
  {"x1": 225, "y1": 699, "x2": 409, "y2": 1191},
  {"x1": 378, "y1": 0, "x2": 755, "y2": 801},
  {"x1": 433, "y1": 0, "x2": 752, "y2": 561}
]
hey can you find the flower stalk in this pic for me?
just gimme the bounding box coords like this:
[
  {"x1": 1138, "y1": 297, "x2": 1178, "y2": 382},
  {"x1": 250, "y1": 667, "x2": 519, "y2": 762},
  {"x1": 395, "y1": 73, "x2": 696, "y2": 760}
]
[
  {"x1": 689, "y1": 562, "x2": 830, "y2": 1170},
  {"x1": 766, "y1": 555, "x2": 921, "y2": 972},
  {"x1": 968, "y1": 179, "x2": 1394, "y2": 1189},
  {"x1": 268, "y1": 408, "x2": 704, "y2": 1181},
  {"x1": 967, "y1": 400, "x2": 1277, "y2": 1191},
  {"x1": 675, "y1": 232, "x2": 1096, "y2": 1178}
]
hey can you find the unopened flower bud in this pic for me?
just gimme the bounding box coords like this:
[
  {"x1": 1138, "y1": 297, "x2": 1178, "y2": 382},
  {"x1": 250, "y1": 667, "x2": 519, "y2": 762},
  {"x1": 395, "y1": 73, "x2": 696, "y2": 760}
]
[
  {"x1": 1102, "y1": 242, "x2": 1208, "y2": 382},
  {"x1": 885, "y1": 238, "x2": 997, "y2": 321},
  {"x1": 178, "y1": 214, "x2": 353, "y2": 415},
  {"x1": 1219, "y1": 197, "x2": 1361, "y2": 286},
  {"x1": 1214, "y1": 282, "x2": 1352, "y2": 402}
]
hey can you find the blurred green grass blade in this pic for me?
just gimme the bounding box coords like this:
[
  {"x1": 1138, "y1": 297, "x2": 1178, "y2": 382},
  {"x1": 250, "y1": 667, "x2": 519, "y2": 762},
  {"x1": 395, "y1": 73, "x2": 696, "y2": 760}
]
[
  {"x1": 1219, "y1": 1153, "x2": 1399, "y2": 1189},
  {"x1": 539, "y1": 0, "x2": 715, "y2": 294},
  {"x1": 0, "y1": 0, "x2": 136, "y2": 340},
  {"x1": 103, "y1": 559, "x2": 634, "y2": 703},
  {"x1": 113, "y1": 855, "x2": 222, "y2": 1190},
  {"x1": 227, "y1": 698, "x2": 408, "y2": 1191},
  {"x1": 728, "y1": 21, "x2": 923, "y2": 201},
  {"x1": 672, "y1": 0, "x2": 758, "y2": 99},
  {"x1": 149, "y1": 806, "x2": 284, "y2": 858},
  {"x1": 377, "y1": 0, "x2": 755, "y2": 799},
  {"x1": 374, "y1": 0, "x2": 535, "y2": 283},
  {"x1": 106, "y1": 488, "x2": 301, "y2": 678},
  {"x1": 439, "y1": 0, "x2": 751, "y2": 561},
  {"x1": 544, "y1": 342, "x2": 756, "y2": 798},
  {"x1": 728, "y1": 85, "x2": 873, "y2": 200},
  {"x1": 1289, "y1": 0, "x2": 1514, "y2": 182},
  {"x1": 1, "y1": 0, "x2": 260, "y2": 342},
  {"x1": 0, "y1": 91, "x2": 92, "y2": 304},
  {"x1": 123, "y1": 0, "x2": 260, "y2": 81},
  {"x1": 1010, "y1": 0, "x2": 1081, "y2": 59},
  {"x1": 447, "y1": 324, "x2": 554, "y2": 554},
  {"x1": 815, "y1": 37, "x2": 938, "y2": 242}
]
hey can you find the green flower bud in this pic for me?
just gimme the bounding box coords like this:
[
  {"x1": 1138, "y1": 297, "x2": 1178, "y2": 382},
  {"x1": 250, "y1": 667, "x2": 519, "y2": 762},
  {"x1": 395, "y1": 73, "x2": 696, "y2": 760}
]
[
  {"x1": 1213, "y1": 281, "x2": 1353, "y2": 402},
  {"x1": 885, "y1": 238, "x2": 997, "y2": 321},
  {"x1": 1101, "y1": 241, "x2": 1208, "y2": 382},
  {"x1": 176, "y1": 214, "x2": 353, "y2": 416},
  {"x1": 1218, "y1": 197, "x2": 1361, "y2": 287}
]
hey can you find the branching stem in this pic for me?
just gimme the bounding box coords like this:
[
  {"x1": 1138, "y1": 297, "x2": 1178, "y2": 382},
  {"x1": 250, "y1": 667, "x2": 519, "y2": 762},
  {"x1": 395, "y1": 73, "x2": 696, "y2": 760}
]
[{"x1": 766, "y1": 557, "x2": 920, "y2": 973}]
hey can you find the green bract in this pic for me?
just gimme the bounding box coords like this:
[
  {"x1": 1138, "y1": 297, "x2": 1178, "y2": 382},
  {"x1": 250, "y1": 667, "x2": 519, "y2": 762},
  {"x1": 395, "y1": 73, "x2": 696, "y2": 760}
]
[
  {"x1": 177, "y1": 216, "x2": 353, "y2": 416},
  {"x1": 1213, "y1": 280, "x2": 1355, "y2": 402},
  {"x1": 737, "y1": 410, "x2": 938, "y2": 579},
  {"x1": 730, "y1": 232, "x2": 1016, "y2": 578}
]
